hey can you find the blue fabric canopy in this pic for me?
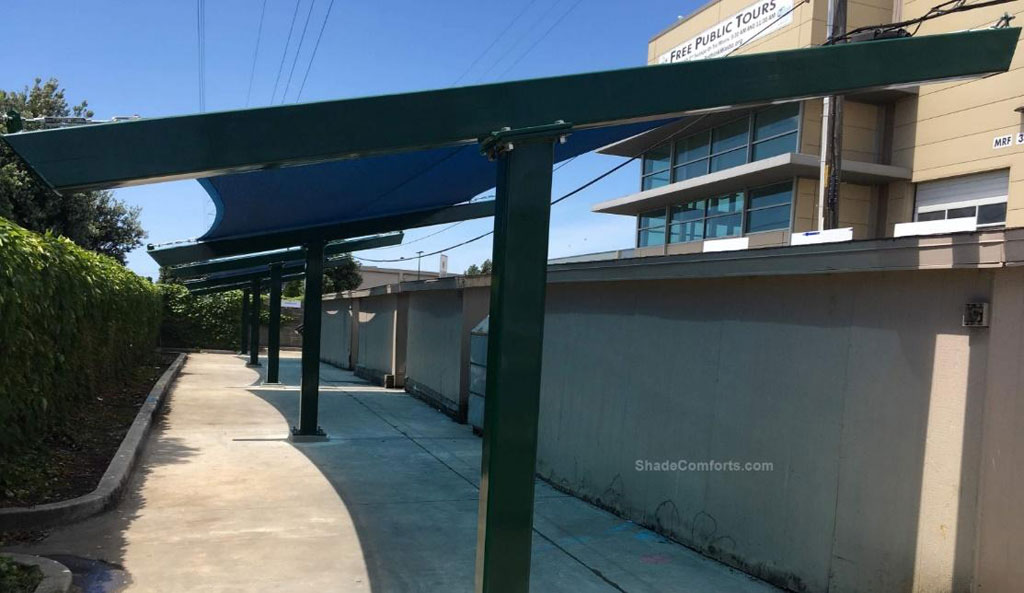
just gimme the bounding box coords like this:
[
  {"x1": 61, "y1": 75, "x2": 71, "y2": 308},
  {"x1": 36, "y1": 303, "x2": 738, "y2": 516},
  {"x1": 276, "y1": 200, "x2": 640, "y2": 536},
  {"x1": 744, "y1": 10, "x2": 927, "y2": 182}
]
[{"x1": 197, "y1": 120, "x2": 667, "y2": 241}]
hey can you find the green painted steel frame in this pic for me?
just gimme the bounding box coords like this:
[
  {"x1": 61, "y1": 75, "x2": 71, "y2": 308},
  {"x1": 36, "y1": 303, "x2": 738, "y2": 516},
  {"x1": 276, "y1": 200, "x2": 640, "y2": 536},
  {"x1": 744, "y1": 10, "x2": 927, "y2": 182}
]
[
  {"x1": 247, "y1": 278, "x2": 262, "y2": 367},
  {"x1": 267, "y1": 264, "x2": 283, "y2": 384},
  {"x1": 240, "y1": 287, "x2": 250, "y2": 355},
  {"x1": 296, "y1": 241, "x2": 325, "y2": 437},
  {"x1": 163, "y1": 232, "x2": 403, "y2": 278},
  {"x1": 2, "y1": 29, "x2": 1017, "y2": 193},
  {"x1": 183, "y1": 255, "x2": 350, "y2": 291},
  {"x1": 150, "y1": 201, "x2": 493, "y2": 266},
  {"x1": 475, "y1": 133, "x2": 556, "y2": 593},
  {"x1": 188, "y1": 272, "x2": 304, "y2": 296}
]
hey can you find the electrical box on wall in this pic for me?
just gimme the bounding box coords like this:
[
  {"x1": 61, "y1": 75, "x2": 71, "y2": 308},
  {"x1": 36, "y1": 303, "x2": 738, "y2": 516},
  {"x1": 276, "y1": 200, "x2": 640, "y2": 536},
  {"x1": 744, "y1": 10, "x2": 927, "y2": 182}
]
[{"x1": 963, "y1": 303, "x2": 990, "y2": 327}]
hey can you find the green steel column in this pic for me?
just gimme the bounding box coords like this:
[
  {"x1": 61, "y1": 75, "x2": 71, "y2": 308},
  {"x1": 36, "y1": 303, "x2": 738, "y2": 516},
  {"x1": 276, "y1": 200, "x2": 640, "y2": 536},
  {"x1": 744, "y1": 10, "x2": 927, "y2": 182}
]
[
  {"x1": 474, "y1": 131, "x2": 557, "y2": 593},
  {"x1": 267, "y1": 263, "x2": 283, "y2": 384},
  {"x1": 240, "y1": 288, "x2": 250, "y2": 355},
  {"x1": 247, "y1": 278, "x2": 261, "y2": 367},
  {"x1": 296, "y1": 241, "x2": 326, "y2": 437}
]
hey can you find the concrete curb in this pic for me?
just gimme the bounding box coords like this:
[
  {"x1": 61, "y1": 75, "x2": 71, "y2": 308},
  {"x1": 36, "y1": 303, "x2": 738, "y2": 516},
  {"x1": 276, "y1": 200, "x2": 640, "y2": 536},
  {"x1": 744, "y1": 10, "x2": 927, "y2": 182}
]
[
  {"x1": 2, "y1": 552, "x2": 73, "y2": 593},
  {"x1": 0, "y1": 353, "x2": 187, "y2": 532}
]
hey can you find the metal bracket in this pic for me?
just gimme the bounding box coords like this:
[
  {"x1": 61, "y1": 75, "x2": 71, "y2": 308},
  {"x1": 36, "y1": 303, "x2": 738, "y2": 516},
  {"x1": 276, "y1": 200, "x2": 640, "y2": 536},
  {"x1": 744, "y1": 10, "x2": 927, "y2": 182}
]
[{"x1": 479, "y1": 120, "x2": 573, "y2": 161}]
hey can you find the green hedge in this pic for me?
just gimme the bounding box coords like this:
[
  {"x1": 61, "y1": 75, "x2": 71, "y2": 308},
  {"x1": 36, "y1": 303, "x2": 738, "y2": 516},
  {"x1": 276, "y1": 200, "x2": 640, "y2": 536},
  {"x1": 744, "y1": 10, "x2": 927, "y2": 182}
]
[
  {"x1": 0, "y1": 217, "x2": 161, "y2": 465},
  {"x1": 157, "y1": 283, "x2": 245, "y2": 350}
]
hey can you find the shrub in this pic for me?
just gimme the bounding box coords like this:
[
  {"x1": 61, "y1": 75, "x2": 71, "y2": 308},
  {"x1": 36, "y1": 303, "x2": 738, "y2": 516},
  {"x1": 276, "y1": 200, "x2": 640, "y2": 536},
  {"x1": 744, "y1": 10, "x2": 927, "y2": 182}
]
[
  {"x1": 0, "y1": 217, "x2": 161, "y2": 469},
  {"x1": 157, "y1": 283, "x2": 245, "y2": 350}
]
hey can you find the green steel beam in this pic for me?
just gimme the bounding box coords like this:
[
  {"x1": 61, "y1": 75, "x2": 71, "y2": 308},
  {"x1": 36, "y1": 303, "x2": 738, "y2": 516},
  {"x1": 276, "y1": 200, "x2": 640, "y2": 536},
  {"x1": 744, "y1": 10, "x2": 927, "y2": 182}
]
[
  {"x1": 162, "y1": 232, "x2": 403, "y2": 278},
  {"x1": 150, "y1": 201, "x2": 493, "y2": 267},
  {"x1": 187, "y1": 273, "x2": 304, "y2": 296},
  {"x1": 3, "y1": 29, "x2": 1017, "y2": 193},
  {"x1": 182, "y1": 256, "x2": 350, "y2": 291},
  {"x1": 240, "y1": 287, "x2": 250, "y2": 355},
  {"x1": 266, "y1": 263, "x2": 283, "y2": 384},
  {"x1": 247, "y1": 278, "x2": 261, "y2": 367},
  {"x1": 475, "y1": 132, "x2": 556, "y2": 593},
  {"x1": 296, "y1": 241, "x2": 326, "y2": 438}
]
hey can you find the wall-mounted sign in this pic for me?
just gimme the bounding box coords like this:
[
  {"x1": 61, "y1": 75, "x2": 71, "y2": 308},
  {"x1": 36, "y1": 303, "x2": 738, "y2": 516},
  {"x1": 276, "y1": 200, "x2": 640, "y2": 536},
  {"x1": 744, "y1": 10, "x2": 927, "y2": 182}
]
[
  {"x1": 439, "y1": 254, "x2": 448, "y2": 278},
  {"x1": 657, "y1": 0, "x2": 795, "y2": 64},
  {"x1": 282, "y1": 299, "x2": 302, "y2": 309},
  {"x1": 993, "y1": 134, "x2": 1013, "y2": 149}
]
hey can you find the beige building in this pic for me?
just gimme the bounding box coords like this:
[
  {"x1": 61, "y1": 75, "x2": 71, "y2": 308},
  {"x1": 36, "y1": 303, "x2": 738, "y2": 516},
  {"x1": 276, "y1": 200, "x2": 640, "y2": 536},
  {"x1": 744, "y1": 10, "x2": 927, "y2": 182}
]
[
  {"x1": 593, "y1": 0, "x2": 1024, "y2": 255},
  {"x1": 356, "y1": 265, "x2": 440, "y2": 290}
]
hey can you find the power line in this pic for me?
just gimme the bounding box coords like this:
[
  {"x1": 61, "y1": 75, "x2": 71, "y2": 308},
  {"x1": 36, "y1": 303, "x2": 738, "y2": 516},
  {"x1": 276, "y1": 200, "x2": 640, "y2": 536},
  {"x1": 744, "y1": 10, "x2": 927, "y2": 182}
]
[
  {"x1": 245, "y1": 0, "x2": 269, "y2": 107},
  {"x1": 282, "y1": 0, "x2": 319, "y2": 103},
  {"x1": 356, "y1": 0, "x2": 809, "y2": 264},
  {"x1": 494, "y1": 0, "x2": 586, "y2": 80},
  {"x1": 270, "y1": 0, "x2": 304, "y2": 104},
  {"x1": 451, "y1": 0, "x2": 542, "y2": 85},
  {"x1": 474, "y1": 0, "x2": 568, "y2": 82},
  {"x1": 296, "y1": 0, "x2": 337, "y2": 101}
]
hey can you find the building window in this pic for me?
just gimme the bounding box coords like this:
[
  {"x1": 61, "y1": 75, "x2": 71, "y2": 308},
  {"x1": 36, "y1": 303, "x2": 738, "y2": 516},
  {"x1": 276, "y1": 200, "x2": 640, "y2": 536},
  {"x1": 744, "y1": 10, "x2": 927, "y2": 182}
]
[
  {"x1": 637, "y1": 208, "x2": 667, "y2": 247},
  {"x1": 751, "y1": 104, "x2": 799, "y2": 160},
  {"x1": 643, "y1": 181, "x2": 794, "y2": 247},
  {"x1": 640, "y1": 103, "x2": 801, "y2": 190},
  {"x1": 915, "y1": 170, "x2": 1008, "y2": 227},
  {"x1": 745, "y1": 182, "x2": 793, "y2": 233},
  {"x1": 641, "y1": 143, "x2": 671, "y2": 190}
]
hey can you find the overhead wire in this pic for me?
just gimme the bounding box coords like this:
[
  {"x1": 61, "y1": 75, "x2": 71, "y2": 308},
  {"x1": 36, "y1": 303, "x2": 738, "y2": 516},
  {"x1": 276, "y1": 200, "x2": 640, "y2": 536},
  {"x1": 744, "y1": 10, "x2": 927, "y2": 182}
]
[
  {"x1": 493, "y1": 0, "x2": 586, "y2": 81},
  {"x1": 270, "y1": 0, "x2": 304, "y2": 104},
  {"x1": 296, "y1": 0, "x2": 337, "y2": 101},
  {"x1": 451, "y1": 0, "x2": 542, "y2": 85},
  {"x1": 473, "y1": 0, "x2": 568, "y2": 82},
  {"x1": 282, "y1": 0, "x2": 319, "y2": 103},
  {"x1": 355, "y1": 0, "x2": 810, "y2": 264},
  {"x1": 245, "y1": 0, "x2": 269, "y2": 107}
]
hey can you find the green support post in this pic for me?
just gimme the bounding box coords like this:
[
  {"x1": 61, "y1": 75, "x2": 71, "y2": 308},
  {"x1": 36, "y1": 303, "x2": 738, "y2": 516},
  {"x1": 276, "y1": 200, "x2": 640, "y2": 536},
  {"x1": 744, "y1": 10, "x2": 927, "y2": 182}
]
[
  {"x1": 266, "y1": 263, "x2": 283, "y2": 384},
  {"x1": 294, "y1": 241, "x2": 326, "y2": 439},
  {"x1": 474, "y1": 124, "x2": 562, "y2": 593},
  {"x1": 247, "y1": 278, "x2": 262, "y2": 367},
  {"x1": 240, "y1": 288, "x2": 250, "y2": 355}
]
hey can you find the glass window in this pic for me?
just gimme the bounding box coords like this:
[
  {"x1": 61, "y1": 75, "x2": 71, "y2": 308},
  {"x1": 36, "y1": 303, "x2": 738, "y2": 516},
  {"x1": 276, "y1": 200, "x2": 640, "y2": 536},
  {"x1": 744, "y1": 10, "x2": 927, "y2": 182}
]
[
  {"x1": 705, "y1": 213, "x2": 743, "y2": 238},
  {"x1": 754, "y1": 104, "x2": 799, "y2": 140},
  {"x1": 710, "y1": 148, "x2": 746, "y2": 173},
  {"x1": 670, "y1": 221, "x2": 704, "y2": 243},
  {"x1": 642, "y1": 144, "x2": 671, "y2": 175},
  {"x1": 674, "y1": 132, "x2": 710, "y2": 165},
  {"x1": 946, "y1": 206, "x2": 976, "y2": 220},
  {"x1": 748, "y1": 183, "x2": 792, "y2": 209},
  {"x1": 671, "y1": 201, "x2": 705, "y2": 223},
  {"x1": 642, "y1": 170, "x2": 671, "y2": 190},
  {"x1": 707, "y1": 192, "x2": 744, "y2": 215},
  {"x1": 712, "y1": 118, "x2": 749, "y2": 154},
  {"x1": 978, "y1": 202, "x2": 1007, "y2": 225},
  {"x1": 746, "y1": 206, "x2": 790, "y2": 233},
  {"x1": 917, "y1": 210, "x2": 945, "y2": 221},
  {"x1": 639, "y1": 209, "x2": 667, "y2": 228},
  {"x1": 674, "y1": 159, "x2": 709, "y2": 182},
  {"x1": 752, "y1": 133, "x2": 797, "y2": 160},
  {"x1": 638, "y1": 227, "x2": 666, "y2": 247}
]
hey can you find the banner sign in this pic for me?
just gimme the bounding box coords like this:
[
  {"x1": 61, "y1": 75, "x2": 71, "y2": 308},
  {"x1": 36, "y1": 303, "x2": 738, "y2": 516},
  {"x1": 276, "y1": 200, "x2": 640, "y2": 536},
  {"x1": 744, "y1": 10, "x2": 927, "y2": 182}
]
[{"x1": 657, "y1": 0, "x2": 794, "y2": 64}]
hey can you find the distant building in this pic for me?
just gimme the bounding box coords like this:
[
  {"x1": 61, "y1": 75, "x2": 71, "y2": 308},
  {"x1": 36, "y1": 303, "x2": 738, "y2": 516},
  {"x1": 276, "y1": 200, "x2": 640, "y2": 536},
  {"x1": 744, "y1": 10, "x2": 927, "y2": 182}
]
[
  {"x1": 357, "y1": 266, "x2": 441, "y2": 290},
  {"x1": 588, "y1": 0, "x2": 1020, "y2": 256}
]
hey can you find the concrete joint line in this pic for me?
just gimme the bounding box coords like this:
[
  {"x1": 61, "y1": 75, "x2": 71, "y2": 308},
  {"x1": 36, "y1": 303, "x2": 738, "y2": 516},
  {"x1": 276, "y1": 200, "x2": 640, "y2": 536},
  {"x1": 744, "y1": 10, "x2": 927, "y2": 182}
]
[{"x1": 0, "y1": 353, "x2": 188, "y2": 532}]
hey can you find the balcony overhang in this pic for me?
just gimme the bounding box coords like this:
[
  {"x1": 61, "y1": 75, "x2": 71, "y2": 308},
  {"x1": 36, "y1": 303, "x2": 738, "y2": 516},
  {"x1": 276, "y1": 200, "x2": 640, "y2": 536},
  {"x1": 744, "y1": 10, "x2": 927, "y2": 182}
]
[{"x1": 592, "y1": 152, "x2": 911, "y2": 215}]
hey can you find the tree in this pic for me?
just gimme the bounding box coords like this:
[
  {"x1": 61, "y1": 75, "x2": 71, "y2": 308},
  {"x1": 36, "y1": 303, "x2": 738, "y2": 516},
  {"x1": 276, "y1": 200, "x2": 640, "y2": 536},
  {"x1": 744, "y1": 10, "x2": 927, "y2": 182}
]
[
  {"x1": 282, "y1": 280, "x2": 303, "y2": 298},
  {"x1": 465, "y1": 259, "x2": 492, "y2": 276},
  {"x1": 323, "y1": 254, "x2": 362, "y2": 293},
  {"x1": 1, "y1": 78, "x2": 146, "y2": 263}
]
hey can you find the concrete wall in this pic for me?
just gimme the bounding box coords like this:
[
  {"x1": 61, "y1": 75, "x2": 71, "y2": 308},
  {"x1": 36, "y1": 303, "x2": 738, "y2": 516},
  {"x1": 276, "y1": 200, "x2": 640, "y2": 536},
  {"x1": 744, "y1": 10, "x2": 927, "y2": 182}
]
[
  {"x1": 327, "y1": 232, "x2": 1024, "y2": 593},
  {"x1": 321, "y1": 297, "x2": 353, "y2": 369},
  {"x1": 405, "y1": 289, "x2": 463, "y2": 415},
  {"x1": 536, "y1": 269, "x2": 991, "y2": 593},
  {"x1": 354, "y1": 293, "x2": 403, "y2": 385}
]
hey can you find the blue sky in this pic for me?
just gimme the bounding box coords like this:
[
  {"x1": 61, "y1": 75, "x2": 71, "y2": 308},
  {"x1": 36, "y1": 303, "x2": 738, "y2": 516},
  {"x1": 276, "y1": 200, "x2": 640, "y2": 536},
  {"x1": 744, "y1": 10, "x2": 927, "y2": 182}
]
[{"x1": 4, "y1": 0, "x2": 701, "y2": 278}]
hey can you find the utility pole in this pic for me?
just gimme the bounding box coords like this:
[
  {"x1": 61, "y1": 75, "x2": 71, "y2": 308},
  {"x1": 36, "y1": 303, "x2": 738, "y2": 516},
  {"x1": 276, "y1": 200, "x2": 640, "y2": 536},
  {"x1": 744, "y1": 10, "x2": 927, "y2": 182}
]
[
  {"x1": 416, "y1": 250, "x2": 424, "y2": 280},
  {"x1": 818, "y1": 0, "x2": 847, "y2": 230}
]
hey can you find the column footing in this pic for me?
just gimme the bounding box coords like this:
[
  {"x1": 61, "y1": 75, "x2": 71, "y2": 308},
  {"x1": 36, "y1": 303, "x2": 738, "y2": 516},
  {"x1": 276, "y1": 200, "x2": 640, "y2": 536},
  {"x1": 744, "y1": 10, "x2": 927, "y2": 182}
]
[{"x1": 289, "y1": 426, "x2": 328, "y2": 443}]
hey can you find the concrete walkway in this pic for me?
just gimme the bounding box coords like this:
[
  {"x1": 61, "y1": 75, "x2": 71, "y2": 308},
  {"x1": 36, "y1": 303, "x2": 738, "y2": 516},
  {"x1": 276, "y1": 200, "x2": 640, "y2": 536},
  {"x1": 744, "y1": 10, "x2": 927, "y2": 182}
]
[{"x1": 5, "y1": 352, "x2": 779, "y2": 593}]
